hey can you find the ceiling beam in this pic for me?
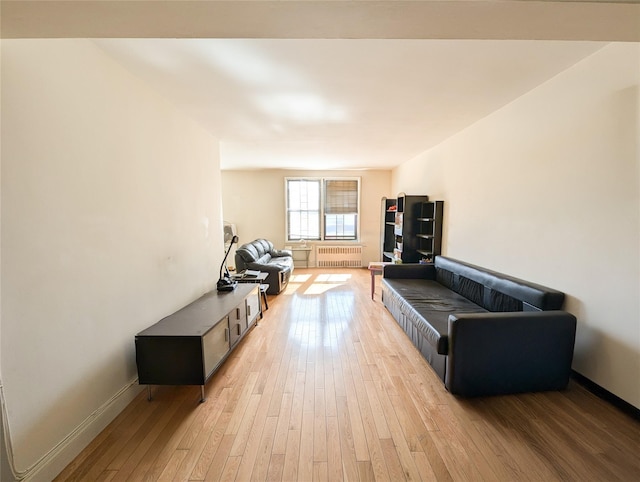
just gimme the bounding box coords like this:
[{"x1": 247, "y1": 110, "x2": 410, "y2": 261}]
[{"x1": 2, "y1": 1, "x2": 639, "y2": 41}]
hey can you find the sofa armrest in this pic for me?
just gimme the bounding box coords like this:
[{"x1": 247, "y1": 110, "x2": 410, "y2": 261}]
[
  {"x1": 445, "y1": 311, "x2": 577, "y2": 397},
  {"x1": 383, "y1": 263, "x2": 436, "y2": 279},
  {"x1": 270, "y1": 249, "x2": 292, "y2": 258},
  {"x1": 247, "y1": 262, "x2": 281, "y2": 275},
  {"x1": 245, "y1": 262, "x2": 290, "y2": 295}
]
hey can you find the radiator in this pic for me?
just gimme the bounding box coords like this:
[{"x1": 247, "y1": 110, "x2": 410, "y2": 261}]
[{"x1": 316, "y1": 246, "x2": 363, "y2": 268}]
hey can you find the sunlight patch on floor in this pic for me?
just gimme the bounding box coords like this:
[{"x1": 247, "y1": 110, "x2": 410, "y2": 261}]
[
  {"x1": 315, "y1": 273, "x2": 352, "y2": 283},
  {"x1": 303, "y1": 272, "x2": 352, "y2": 294},
  {"x1": 285, "y1": 271, "x2": 356, "y2": 348},
  {"x1": 290, "y1": 274, "x2": 312, "y2": 283},
  {"x1": 304, "y1": 283, "x2": 338, "y2": 295},
  {"x1": 282, "y1": 272, "x2": 352, "y2": 295},
  {"x1": 281, "y1": 273, "x2": 312, "y2": 294},
  {"x1": 282, "y1": 282, "x2": 302, "y2": 294}
]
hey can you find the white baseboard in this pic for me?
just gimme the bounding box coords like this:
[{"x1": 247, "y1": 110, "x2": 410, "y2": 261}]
[{"x1": 21, "y1": 381, "x2": 144, "y2": 482}]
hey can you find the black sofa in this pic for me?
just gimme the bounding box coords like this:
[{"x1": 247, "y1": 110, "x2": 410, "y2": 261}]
[
  {"x1": 234, "y1": 239, "x2": 294, "y2": 295},
  {"x1": 382, "y1": 256, "x2": 577, "y2": 397}
]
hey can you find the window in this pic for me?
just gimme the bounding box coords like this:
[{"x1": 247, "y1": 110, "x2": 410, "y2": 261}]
[
  {"x1": 286, "y1": 177, "x2": 360, "y2": 242},
  {"x1": 324, "y1": 179, "x2": 358, "y2": 240},
  {"x1": 286, "y1": 179, "x2": 321, "y2": 241}
]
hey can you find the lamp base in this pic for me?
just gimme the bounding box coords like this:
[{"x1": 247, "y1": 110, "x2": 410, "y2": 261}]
[{"x1": 217, "y1": 278, "x2": 237, "y2": 292}]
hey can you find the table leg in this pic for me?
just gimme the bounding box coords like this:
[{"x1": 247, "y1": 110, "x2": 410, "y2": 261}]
[{"x1": 370, "y1": 269, "x2": 375, "y2": 299}]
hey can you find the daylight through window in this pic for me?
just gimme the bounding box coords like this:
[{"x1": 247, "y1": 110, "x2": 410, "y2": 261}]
[{"x1": 286, "y1": 177, "x2": 360, "y2": 242}]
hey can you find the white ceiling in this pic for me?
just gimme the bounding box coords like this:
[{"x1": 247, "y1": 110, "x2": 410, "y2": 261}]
[
  {"x1": 95, "y1": 38, "x2": 604, "y2": 170},
  {"x1": 4, "y1": 1, "x2": 636, "y2": 171}
]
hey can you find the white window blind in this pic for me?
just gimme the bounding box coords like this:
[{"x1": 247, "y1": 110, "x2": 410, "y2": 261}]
[{"x1": 324, "y1": 179, "x2": 358, "y2": 240}]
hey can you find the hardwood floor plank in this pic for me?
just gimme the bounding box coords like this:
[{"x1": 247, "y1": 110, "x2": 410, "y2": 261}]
[
  {"x1": 356, "y1": 460, "x2": 374, "y2": 482},
  {"x1": 108, "y1": 388, "x2": 193, "y2": 480},
  {"x1": 265, "y1": 453, "x2": 285, "y2": 482},
  {"x1": 272, "y1": 393, "x2": 293, "y2": 455},
  {"x1": 326, "y1": 416, "x2": 344, "y2": 482},
  {"x1": 281, "y1": 429, "x2": 301, "y2": 482},
  {"x1": 380, "y1": 438, "x2": 406, "y2": 482},
  {"x1": 55, "y1": 268, "x2": 640, "y2": 482},
  {"x1": 253, "y1": 338, "x2": 285, "y2": 397},
  {"x1": 411, "y1": 451, "x2": 441, "y2": 482},
  {"x1": 445, "y1": 403, "x2": 523, "y2": 480},
  {"x1": 246, "y1": 416, "x2": 278, "y2": 482},
  {"x1": 129, "y1": 395, "x2": 203, "y2": 481},
  {"x1": 282, "y1": 341, "x2": 301, "y2": 396},
  {"x1": 363, "y1": 379, "x2": 391, "y2": 440},
  {"x1": 156, "y1": 449, "x2": 187, "y2": 481},
  {"x1": 470, "y1": 398, "x2": 560, "y2": 481},
  {"x1": 340, "y1": 350, "x2": 369, "y2": 462},
  {"x1": 223, "y1": 371, "x2": 259, "y2": 435},
  {"x1": 267, "y1": 343, "x2": 295, "y2": 418},
  {"x1": 323, "y1": 346, "x2": 338, "y2": 419},
  {"x1": 335, "y1": 395, "x2": 360, "y2": 482},
  {"x1": 202, "y1": 433, "x2": 235, "y2": 482},
  {"x1": 427, "y1": 404, "x2": 485, "y2": 481},
  {"x1": 189, "y1": 412, "x2": 232, "y2": 480},
  {"x1": 384, "y1": 390, "x2": 428, "y2": 452},
  {"x1": 95, "y1": 469, "x2": 118, "y2": 481},
  {"x1": 298, "y1": 407, "x2": 315, "y2": 481},
  {"x1": 289, "y1": 371, "x2": 306, "y2": 432},
  {"x1": 350, "y1": 356, "x2": 390, "y2": 481},
  {"x1": 313, "y1": 388, "x2": 328, "y2": 463},
  {"x1": 303, "y1": 361, "x2": 316, "y2": 414},
  {"x1": 177, "y1": 386, "x2": 228, "y2": 451},
  {"x1": 217, "y1": 455, "x2": 241, "y2": 482},
  {"x1": 172, "y1": 389, "x2": 231, "y2": 480},
  {"x1": 228, "y1": 393, "x2": 262, "y2": 456},
  {"x1": 231, "y1": 397, "x2": 270, "y2": 481},
  {"x1": 467, "y1": 418, "x2": 533, "y2": 481},
  {"x1": 370, "y1": 378, "x2": 424, "y2": 482}
]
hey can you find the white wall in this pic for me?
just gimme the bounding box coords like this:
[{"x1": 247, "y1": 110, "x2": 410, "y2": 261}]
[
  {"x1": 0, "y1": 35, "x2": 13, "y2": 482},
  {"x1": 1, "y1": 39, "x2": 223, "y2": 479},
  {"x1": 221, "y1": 169, "x2": 392, "y2": 267},
  {"x1": 392, "y1": 43, "x2": 640, "y2": 409}
]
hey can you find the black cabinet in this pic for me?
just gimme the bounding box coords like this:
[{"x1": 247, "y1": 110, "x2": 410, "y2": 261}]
[
  {"x1": 135, "y1": 284, "x2": 260, "y2": 401},
  {"x1": 416, "y1": 201, "x2": 444, "y2": 262}
]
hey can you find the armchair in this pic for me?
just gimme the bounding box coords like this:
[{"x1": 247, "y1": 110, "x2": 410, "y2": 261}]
[{"x1": 234, "y1": 239, "x2": 294, "y2": 295}]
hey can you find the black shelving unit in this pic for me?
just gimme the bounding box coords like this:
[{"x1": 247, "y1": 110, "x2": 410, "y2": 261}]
[
  {"x1": 381, "y1": 197, "x2": 397, "y2": 261},
  {"x1": 416, "y1": 200, "x2": 444, "y2": 261},
  {"x1": 381, "y1": 193, "x2": 429, "y2": 263}
]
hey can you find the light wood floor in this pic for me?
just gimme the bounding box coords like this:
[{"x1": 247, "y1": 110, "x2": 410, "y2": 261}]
[{"x1": 56, "y1": 268, "x2": 640, "y2": 481}]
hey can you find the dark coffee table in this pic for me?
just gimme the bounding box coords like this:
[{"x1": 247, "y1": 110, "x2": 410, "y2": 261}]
[{"x1": 232, "y1": 271, "x2": 269, "y2": 316}]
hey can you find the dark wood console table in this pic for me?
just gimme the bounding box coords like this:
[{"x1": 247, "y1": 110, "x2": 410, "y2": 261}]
[{"x1": 135, "y1": 284, "x2": 260, "y2": 402}]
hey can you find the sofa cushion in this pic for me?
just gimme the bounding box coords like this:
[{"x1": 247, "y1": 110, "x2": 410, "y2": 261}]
[
  {"x1": 237, "y1": 243, "x2": 260, "y2": 263},
  {"x1": 256, "y1": 254, "x2": 272, "y2": 265},
  {"x1": 254, "y1": 241, "x2": 267, "y2": 258},
  {"x1": 256, "y1": 239, "x2": 273, "y2": 253},
  {"x1": 435, "y1": 256, "x2": 565, "y2": 311},
  {"x1": 383, "y1": 278, "x2": 486, "y2": 354}
]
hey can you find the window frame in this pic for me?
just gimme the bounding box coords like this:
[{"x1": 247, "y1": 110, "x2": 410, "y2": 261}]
[{"x1": 285, "y1": 176, "x2": 361, "y2": 243}]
